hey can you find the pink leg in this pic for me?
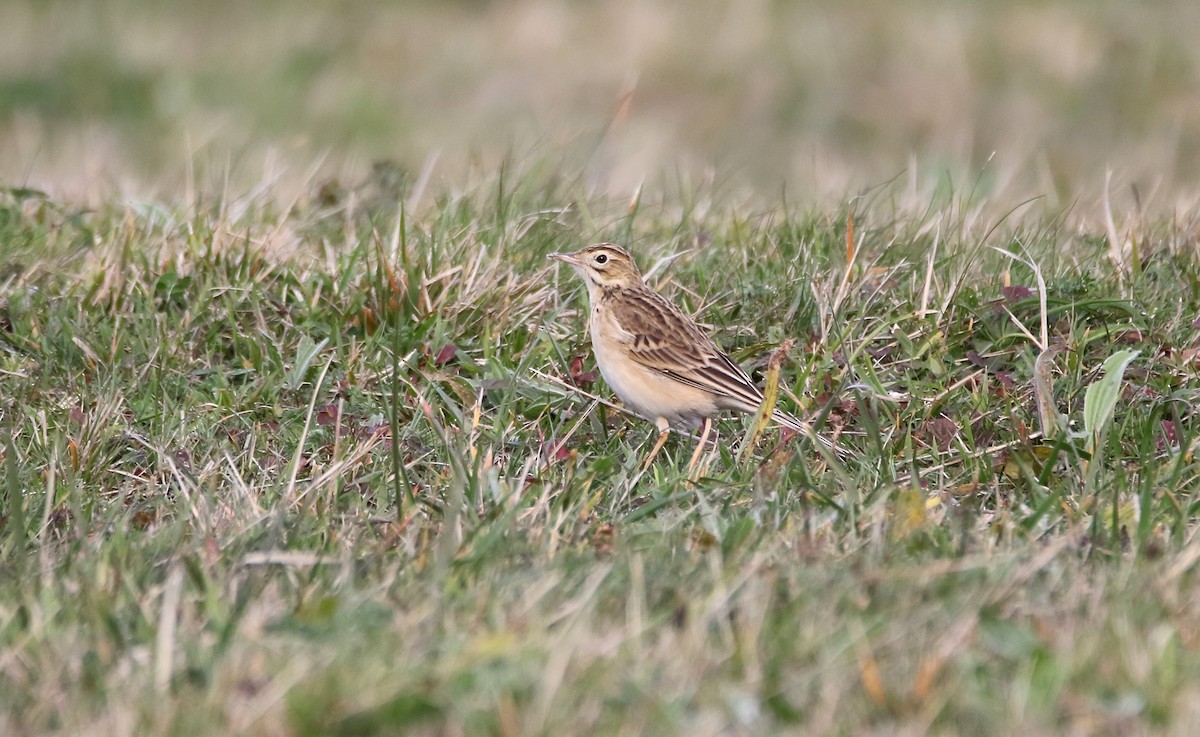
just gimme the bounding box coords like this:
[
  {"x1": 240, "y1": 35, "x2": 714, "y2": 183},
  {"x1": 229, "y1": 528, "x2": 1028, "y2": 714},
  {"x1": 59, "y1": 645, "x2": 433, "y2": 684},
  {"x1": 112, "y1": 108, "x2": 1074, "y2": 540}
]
[
  {"x1": 687, "y1": 417, "x2": 713, "y2": 474},
  {"x1": 641, "y1": 417, "x2": 671, "y2": 472}
]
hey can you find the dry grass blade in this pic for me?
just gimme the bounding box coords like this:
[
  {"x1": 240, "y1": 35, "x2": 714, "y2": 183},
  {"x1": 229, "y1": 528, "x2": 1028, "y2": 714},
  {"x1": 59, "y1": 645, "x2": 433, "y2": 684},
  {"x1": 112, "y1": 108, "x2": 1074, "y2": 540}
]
[{"x1": 739, "y1": 338, "x2": 794, "y2": 465}]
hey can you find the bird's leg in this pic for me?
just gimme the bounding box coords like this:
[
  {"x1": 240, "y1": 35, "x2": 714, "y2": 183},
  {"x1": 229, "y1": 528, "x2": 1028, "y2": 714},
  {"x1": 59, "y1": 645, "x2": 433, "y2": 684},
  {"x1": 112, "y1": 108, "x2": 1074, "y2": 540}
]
[
  {"x1": 704, "y1": 424, "x2": 721, "y2": 471},
  {"x1": 686, "y1": 417, "x2": 713, "y2": 476},
  {"x1": 641, "y1": 417, "x2": 671, "y2": 472}
]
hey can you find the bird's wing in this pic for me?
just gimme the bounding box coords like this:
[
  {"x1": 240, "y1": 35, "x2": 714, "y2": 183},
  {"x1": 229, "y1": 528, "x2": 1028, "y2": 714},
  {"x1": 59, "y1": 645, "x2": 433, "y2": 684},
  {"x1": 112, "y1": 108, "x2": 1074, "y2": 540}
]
[{"x1": 607, "y1": 288, "x2": 766, "y2": 412}]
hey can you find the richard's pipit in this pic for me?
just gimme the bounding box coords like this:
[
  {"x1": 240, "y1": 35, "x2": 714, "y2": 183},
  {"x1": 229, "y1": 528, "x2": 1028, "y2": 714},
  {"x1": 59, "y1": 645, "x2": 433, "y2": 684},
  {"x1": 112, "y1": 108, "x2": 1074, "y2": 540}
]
[{"x1": 550, "y1": 243, "x2": 818, "y2": 469}]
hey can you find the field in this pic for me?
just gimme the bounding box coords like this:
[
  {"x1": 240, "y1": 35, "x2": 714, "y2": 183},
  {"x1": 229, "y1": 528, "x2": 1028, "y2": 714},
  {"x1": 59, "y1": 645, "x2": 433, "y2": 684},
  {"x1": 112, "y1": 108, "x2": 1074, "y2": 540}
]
[{"x1": 3, "y1": 1, "x2": 1200, "y2": 735}]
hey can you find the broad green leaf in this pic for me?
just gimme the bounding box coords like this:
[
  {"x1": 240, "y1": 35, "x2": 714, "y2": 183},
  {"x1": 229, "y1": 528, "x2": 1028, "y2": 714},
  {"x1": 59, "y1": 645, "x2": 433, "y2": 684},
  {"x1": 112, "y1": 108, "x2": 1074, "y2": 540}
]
[
  {"x1": 1082, "y1": 349, "x2": 1139, "y2": 451},
  {"x1": 285, "y1": 336, "x2": 330, "y2": 390}
]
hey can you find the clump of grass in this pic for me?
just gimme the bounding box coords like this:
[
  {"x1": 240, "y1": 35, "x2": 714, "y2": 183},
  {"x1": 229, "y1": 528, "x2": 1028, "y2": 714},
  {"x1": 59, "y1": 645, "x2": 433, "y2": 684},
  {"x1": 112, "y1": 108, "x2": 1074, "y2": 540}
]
[{"x1": 1, "y1": 166, "x2": 1199, "y2": 736}]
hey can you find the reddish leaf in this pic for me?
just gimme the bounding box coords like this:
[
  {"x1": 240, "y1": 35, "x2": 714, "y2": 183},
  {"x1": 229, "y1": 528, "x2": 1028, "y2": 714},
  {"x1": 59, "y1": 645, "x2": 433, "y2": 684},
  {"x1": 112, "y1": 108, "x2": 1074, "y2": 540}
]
[
  {"x1": 1001, "y1": 285, "x2": 1035, "y2": 302},
  {"x1": 316, "y1": 403, "x2": 340, "y2": 426},
  {"x1": 995, "y1": 371, "x2": 1016, "y2": 391},
  {"x1": 866, "y1": 344, "x2": 893, "y2": 360},
  {"x1": 235, "y1": 679, "x2": 264, "y2": 699},
  {"x1": 1121, "y1": 383, "x2": 1157, "y2": 401},
  {"x1": 69, "y1": 405, "x2": 86, "y2": 425},
  {"x1": 568, "y1": 355, "x2": 598, "y2": 386},
  {"x1": 924, "y1": 416, "x2": 960, "y2": 451},
  {"x1": 205, "y1": 537, "x2": 221, "y2": 564},
  {"x1": 366, "y1": 422, "x2": 392, "y2": 439},
  {"x1": 542, "y1": 439, "x2": 572, "y2": 462},
  {"x1": 967, "y1": 350, "x2": 1004, "y2": 371},
  {"x1": 435, "y1": 343, "x2": 458, "y2": 366},
  {"x1": 969, "y1": 412, "x2": 996, "y2": 449},
  {"x1": 354, "y1": 307, "x2": 380, "y2": 334}
]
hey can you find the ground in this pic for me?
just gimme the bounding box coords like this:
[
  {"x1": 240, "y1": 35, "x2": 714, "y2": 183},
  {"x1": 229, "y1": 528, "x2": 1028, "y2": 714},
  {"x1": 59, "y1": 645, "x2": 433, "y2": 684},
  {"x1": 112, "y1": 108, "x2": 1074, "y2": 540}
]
[{"x1": 2, "y1": 1, "x2": 1200, "y2": 735}]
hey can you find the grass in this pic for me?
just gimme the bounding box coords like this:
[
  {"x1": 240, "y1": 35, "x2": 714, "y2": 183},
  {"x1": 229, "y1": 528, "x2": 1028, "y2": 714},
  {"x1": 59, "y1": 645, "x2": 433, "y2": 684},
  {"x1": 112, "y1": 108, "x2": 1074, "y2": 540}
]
[
  {"x1": 2, "y1": 164, "x2": 1200, "y2": 736},
  {"x1": 4, "y1": 0, "x2": 1200, "y2": 734}
]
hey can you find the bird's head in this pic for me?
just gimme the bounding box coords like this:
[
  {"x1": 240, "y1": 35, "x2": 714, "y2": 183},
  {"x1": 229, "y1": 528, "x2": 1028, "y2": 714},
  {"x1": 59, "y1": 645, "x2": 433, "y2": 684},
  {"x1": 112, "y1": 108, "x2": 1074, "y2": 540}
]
[{"x1": 548, "y1": 243, "x2": 642, "y2": 290}]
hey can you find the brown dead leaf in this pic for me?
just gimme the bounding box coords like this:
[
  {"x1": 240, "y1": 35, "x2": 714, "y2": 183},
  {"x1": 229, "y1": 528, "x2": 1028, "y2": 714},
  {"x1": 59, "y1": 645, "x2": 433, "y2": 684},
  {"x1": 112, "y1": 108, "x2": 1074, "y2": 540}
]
[
  {"x1": 859, "y1": 652, "x2": 888, "y2": 707},
  {"x1": 592, "y1": 523, "x2": 615, "y2": 555},
  {"x1": 315, "y1": 403, "x2": 340, "y2": 427}
]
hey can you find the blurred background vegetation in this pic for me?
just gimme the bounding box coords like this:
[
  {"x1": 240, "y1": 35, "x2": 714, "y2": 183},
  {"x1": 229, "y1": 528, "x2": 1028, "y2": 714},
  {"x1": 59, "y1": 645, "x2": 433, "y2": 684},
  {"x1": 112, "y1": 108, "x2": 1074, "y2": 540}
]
[{"x1": 2, "y1": 0, "x2": 1199, "y2": 215}]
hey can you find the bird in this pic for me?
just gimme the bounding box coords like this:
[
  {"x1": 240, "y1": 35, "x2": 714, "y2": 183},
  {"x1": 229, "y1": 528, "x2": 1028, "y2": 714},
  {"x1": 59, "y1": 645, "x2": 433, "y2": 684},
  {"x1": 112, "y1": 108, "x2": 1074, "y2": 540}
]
[{"x1": 548, "y1": 242, "x2": 821, "y2": 470}]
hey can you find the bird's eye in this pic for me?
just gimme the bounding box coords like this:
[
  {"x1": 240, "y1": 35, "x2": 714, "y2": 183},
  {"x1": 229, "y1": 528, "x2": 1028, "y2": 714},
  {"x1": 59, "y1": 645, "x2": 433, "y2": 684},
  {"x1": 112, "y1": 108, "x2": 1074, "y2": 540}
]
[{"x1": 595, "y1": 254, "x2": 608, "y2": 264}]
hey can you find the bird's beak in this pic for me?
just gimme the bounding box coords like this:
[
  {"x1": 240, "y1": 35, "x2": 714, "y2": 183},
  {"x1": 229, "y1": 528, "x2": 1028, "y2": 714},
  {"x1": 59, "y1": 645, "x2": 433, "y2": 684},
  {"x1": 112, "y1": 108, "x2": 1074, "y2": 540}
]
[{"x1": 548, "y1": 252, "x2": 580, "y2": 266}]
